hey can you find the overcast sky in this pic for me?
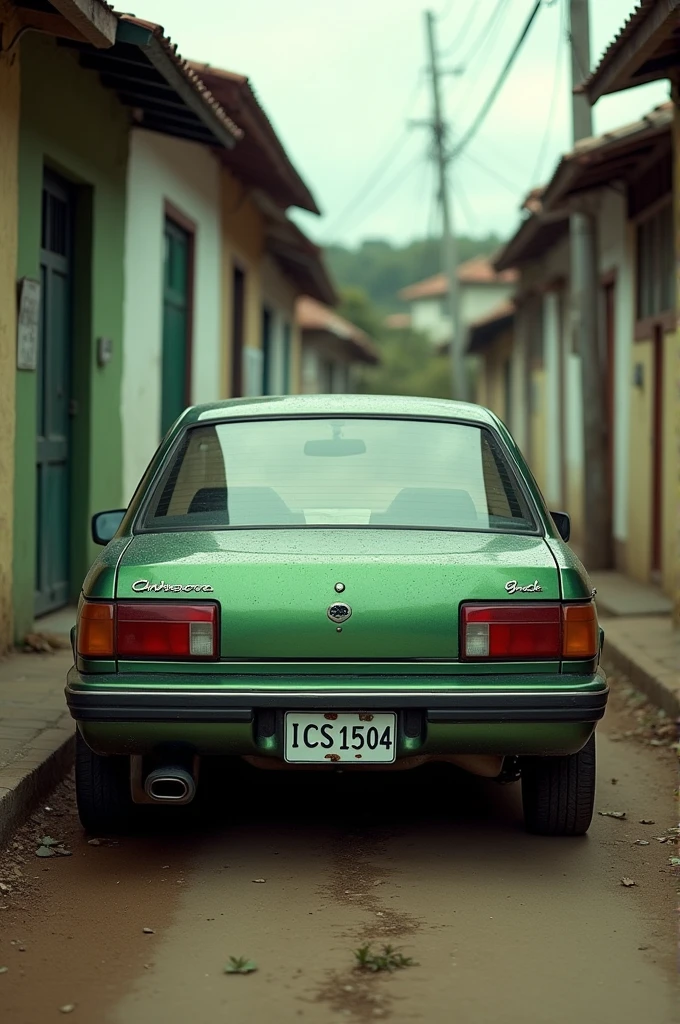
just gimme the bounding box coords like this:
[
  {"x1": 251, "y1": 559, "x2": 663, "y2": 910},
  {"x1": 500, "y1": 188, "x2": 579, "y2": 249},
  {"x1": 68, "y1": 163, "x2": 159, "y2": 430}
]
[{"x1": 132, "y1": 0, "x2": 668, "y2": 247}]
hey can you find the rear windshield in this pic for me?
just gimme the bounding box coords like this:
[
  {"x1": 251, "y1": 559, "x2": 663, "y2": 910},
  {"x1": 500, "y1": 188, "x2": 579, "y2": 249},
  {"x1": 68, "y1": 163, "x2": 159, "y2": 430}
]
[{"x1": 140, "y1": 418, "x2": 537, "y2": 533}]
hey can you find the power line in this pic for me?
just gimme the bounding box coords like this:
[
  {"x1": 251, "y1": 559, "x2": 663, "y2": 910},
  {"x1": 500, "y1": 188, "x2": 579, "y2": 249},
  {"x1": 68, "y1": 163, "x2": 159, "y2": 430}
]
[
  {"x1": 437, "y1": 0, "x2": 457, "y2": 24},
  {"x1": 336, "y1": 153, "x2": 426, "y2": 238},
  {"x1": 320, "y1": 75, "x2": 425, "y2": 238},
  {"x1": 439, "y1": 1, "x2": 479, "y2": 59},
  {"x1": 451, "y1": 0, "x2": 510, "y2": 70},
  {"x1": 528, "y1": 0, "x2": 566, "y2": 187},
  {"x1": 452, "y1": 0, "x2": 544, "y2": 159},
  {"x1": 459, "y1": 148, "x2": 525, "y2": 195}
]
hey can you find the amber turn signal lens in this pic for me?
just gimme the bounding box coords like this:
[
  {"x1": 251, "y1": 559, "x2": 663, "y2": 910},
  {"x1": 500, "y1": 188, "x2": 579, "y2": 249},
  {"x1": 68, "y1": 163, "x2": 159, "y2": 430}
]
[
  {"x1": 77, "y1": 601, "x2": 115, "y2": 657},
  {"x1": 562, "y1": 603, "x2": 598, "y2": 659}
]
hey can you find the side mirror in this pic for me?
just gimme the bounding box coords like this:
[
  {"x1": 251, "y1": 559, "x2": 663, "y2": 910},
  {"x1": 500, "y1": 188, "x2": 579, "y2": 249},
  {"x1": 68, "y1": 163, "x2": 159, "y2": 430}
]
[
  {"x1": 550, "y1": 511, "x2": 570, "y2": 543},
  {"x1": 92, "y1": 509, "x2": 126, "y2": 545}
]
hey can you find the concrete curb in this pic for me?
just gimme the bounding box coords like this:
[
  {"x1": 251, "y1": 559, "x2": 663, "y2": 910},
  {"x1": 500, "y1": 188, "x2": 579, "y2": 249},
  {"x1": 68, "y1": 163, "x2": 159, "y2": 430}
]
[
  {"x1": 0, "y1": 730, "x2": 75, "y2": 848},
  {"x1": 602, "y1": 642, "x2": 680, "y2": 720}
]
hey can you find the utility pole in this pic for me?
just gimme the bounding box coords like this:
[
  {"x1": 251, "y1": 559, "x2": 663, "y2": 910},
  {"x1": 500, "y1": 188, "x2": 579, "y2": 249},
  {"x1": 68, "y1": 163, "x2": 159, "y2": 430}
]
[
  {"x1": 568, "y1": 0, "x2": 612, "y2": 568},
  {"x1": 424, "y1": 10, "x2": 468, "y2": 403}
]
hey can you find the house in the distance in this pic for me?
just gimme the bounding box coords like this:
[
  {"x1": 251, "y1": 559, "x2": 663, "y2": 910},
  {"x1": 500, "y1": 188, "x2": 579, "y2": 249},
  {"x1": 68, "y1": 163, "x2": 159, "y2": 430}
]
[
  {"x1": 297, "y1": 297, "x2": 379, "y2": 393},
  {"x1": 397, "y1": 256, "x2": 517, "y2": 347}
]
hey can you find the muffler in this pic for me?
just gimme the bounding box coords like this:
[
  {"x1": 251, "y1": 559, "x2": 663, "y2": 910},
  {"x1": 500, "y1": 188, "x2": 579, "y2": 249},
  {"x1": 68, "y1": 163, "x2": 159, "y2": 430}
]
[{"x1": 143, "y1": 766, "x2": 196, "y2": 805}]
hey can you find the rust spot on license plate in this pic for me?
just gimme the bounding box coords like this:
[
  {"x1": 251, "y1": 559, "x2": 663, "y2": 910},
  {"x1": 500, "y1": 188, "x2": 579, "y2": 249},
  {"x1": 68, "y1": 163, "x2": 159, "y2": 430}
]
[
  {"x1": 358, "y1": 713, "x2": 374, "y2": 722},
  {"x1": 324, "y1": 713, "x2": 338, "y2": 720},
  {"x1": 325, "y1": 753, "x2": 341, "y2": 762}
]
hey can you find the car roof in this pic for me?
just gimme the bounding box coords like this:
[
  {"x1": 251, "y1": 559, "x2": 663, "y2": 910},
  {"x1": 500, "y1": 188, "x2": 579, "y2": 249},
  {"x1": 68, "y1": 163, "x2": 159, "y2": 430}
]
[{"x1": 183, "y1": 394, "x2": 500, "y2": 427}]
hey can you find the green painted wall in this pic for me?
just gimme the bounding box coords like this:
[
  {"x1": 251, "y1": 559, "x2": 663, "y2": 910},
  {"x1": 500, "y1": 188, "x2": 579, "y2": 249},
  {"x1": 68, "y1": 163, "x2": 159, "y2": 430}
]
[{"x1": 14, "y1": 34, "x2": 129, "y2": 640}]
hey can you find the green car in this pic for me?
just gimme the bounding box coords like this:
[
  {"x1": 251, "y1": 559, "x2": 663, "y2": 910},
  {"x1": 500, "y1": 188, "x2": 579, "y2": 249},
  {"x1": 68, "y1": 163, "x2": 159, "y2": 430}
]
[{"x1": 66, "y1": 395, "x2": 607, "y2": 836}]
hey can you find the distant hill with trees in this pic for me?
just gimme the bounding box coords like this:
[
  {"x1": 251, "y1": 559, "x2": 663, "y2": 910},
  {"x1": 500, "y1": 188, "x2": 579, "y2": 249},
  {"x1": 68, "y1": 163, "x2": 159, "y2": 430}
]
[{"x1": 324, "y1": 234, "x2": 503, "y2": 313}]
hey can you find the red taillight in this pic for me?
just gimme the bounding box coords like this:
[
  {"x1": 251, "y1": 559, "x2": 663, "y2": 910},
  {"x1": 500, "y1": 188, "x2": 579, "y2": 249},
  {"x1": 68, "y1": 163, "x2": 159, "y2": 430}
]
[
  {"x1": 460, "y1": 602, "x2": 598, "y2": 661},
  {"x1": 116, "y1": 602, "x2": 218, "y2": 659},
  {"x1": 462, "y1": 604, "x2": 562, "y2": 660}
]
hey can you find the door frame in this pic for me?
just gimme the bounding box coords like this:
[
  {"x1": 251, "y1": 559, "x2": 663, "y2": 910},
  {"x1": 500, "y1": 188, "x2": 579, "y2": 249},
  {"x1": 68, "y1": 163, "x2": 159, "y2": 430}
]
[
  {"x1": 651, "y1": 324, "x2": 664, "y2": 578},
  {"x1": 163, "y1": 200, "x2": 195, "y2": 411},
  {"x1": 35, "y1": 169, "x2": 74, "y2": 617}
]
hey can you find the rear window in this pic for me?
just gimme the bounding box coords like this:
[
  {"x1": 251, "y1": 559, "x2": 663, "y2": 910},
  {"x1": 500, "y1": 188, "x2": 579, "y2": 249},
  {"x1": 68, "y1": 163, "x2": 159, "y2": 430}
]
[{"x1": 140, "y1": 418, "x2": 538, "y2": 533}]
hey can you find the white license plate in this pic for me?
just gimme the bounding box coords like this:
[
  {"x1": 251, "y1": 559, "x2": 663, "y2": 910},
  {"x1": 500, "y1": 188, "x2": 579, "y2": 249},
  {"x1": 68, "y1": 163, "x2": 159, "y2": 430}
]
[{"x1": 284, "y1": 712, "x2": 397, "y2": 764}]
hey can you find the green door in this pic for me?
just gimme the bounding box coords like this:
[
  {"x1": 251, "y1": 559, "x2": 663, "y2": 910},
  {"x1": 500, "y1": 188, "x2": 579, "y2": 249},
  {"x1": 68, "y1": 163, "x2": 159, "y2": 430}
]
[
  {"x1": 35, "y1": 172, "x2": 72, "y2": 616},
  {"x1": 161, "y1": 218, "x2": 191, "y2": 435}
]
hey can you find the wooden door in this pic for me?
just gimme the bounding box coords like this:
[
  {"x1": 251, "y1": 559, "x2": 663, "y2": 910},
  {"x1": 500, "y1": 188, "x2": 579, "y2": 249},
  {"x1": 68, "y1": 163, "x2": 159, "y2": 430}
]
[
  {"x1": 35, "y1": 172, "x2": 73, "y2": 616},
  {"x1": 651, "y1": 325, "x2": 664, "y2": 576}
]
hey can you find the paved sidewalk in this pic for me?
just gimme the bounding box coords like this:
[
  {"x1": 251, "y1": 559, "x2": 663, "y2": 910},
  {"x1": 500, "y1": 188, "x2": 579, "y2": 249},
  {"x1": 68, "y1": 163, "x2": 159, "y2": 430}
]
[
  {"x1": 599, "y1": 615, "x2": 679, "y2": 718},
  {"x1": 0, "y1": 648, "x2": 74, "y2": 846}
]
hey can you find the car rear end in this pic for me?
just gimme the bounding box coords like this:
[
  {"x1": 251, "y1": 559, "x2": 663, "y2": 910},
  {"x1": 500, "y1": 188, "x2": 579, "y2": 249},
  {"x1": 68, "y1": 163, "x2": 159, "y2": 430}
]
[{"x1": 66, "y1": 400, "x2": 607, "y2": 835}]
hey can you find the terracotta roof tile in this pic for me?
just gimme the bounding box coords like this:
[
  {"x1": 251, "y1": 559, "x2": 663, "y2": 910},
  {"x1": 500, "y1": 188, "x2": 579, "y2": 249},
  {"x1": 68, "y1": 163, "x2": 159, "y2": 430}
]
[
  {"x1": 296, "y1": 297, "x2": 379, "y2": 363},
  {"x1": 398, "y1": 257, "x2": 518, "y2": 301}
]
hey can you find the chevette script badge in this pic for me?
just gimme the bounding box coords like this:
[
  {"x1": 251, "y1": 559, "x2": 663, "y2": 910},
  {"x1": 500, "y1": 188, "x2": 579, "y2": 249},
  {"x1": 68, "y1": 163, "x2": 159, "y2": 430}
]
[
  {"x1": 327, "y1": 602, "x2": 352, "y2": 623},
  {"x1": 132, "y1": 580, "x2": 214, "y2": 594},
  {"x1": 505, "y1": 580, "x2": 542, "y2": 594}
]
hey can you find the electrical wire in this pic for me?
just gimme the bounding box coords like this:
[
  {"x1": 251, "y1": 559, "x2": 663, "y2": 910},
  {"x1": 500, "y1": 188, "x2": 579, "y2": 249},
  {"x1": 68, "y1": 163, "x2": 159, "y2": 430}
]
[
  {"x1": 451, "y1": 0, "x2": 510, "y2": 71},
  {"x1": 331, "y1": 153, "x2": 426, "y2": 238},
  {"x1": 438, "y1": 1, "x2": 480, "y2": 60},
  {"x1": 320, "y1": 75, "x2": 425, "y2": 239},
  {"x1": 528, "y1": 0, "x2": 566, "y2": 188},
  {"x1": 437, "y1": 0, "x2": 458, "y2": 24},
  {"x1": 452, "y1": 0, "x2": 544, "y2": 159},
  {"x1": 459, "y1": 148, "x2": 525, "y2": 195}
]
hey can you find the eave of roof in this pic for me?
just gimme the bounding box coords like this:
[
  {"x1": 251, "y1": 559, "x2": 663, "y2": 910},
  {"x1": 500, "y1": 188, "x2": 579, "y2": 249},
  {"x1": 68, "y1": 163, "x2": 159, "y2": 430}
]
[
  {"x1": 296, "y1": 296, "x2": 379, "y2": 364},
  {"x1": 60, "y1": 15, "x2": 241, "y2": 150},
  {"x1": 494, "y1": 102, "x2": 672, "y2": 270},
  {"x1": 255, "y1": 197, "x2": 336, "y2": 306},
  {"x1": 581, "y1": 0, "x2": 680, "y2": 103},
  {"x1": 188, "y1": 63, "x2": 320, "y2": 215},
  {"x1": 13, "y1": 0, "x2": 117, "y2": 48},
  {"x1": 541, "y1": 102, "x2": 672, "y2": 209},
  {"x1": 466, "y1": 302, "x2": 515, "y2": 354}
]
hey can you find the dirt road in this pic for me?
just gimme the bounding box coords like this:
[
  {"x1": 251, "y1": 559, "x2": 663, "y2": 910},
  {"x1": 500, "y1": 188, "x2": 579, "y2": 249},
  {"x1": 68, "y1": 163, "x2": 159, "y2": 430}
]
[{"x1": 0, "y1": 679, "x2": 677, "y2": 1024}]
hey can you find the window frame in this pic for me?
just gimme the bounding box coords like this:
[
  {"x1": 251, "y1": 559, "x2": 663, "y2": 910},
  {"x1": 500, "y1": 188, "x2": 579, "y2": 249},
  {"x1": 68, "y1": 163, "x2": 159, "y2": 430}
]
[
  {"x1": 634, "y1": 195, "x2": 675, "y2": 338},
  {"x1": 132, "y1": 414, "x2": 545, "y2": 538}
]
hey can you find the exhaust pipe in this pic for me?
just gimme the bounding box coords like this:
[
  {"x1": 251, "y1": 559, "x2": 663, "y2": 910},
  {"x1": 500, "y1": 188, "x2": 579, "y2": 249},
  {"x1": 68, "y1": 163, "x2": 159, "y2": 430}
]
[{"x1": 144, "y1": 766, "x2": 197, "y2": 805}]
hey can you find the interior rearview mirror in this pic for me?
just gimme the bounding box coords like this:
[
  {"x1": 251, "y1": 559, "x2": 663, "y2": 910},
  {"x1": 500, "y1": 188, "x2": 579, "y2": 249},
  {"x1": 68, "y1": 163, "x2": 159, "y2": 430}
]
[
  {"x1": 92, "y1": 509, "x2": 126, "y2": 545},
  {"x1": 304, "y1": 439, "x2": 366, "y2": 457},
  {"x1": 550, "y1": 511, "x2": 570, "y2": 543}
]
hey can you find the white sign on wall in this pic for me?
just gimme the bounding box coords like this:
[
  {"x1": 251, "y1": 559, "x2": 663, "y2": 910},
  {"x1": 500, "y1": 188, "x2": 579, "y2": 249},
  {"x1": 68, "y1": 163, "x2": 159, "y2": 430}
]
[{"x1": 16, "y1": 277, "x2": 41, "y2": 371}]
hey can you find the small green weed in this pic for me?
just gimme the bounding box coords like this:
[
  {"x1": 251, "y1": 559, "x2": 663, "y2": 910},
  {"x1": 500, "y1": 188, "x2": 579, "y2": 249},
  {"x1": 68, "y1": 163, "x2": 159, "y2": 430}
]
[
  {"x1": 224, "y1": 956, "x2": 258, "y2": 975},
  {"x1": 353, "y1": 944, "x2": 416, "y2": 973}
]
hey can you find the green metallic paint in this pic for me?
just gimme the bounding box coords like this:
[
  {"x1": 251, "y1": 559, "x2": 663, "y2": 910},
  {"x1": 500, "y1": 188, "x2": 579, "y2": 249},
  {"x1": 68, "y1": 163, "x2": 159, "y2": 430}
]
[
  {"x1": 78, "y1": 720, "x2": 594, "y2": 759},
  {"x1": 14, "y1": 34, "x2": 128, "y2": 640},
  {"x1": 74, "y1": 396, "x2": 605, "y2": 764},
  {"x1": 68, "y1": 670, "x2": 605, "y2": 694},
  {"x1": 115, "y1": 529, "x2": 562, "y2": 661}
]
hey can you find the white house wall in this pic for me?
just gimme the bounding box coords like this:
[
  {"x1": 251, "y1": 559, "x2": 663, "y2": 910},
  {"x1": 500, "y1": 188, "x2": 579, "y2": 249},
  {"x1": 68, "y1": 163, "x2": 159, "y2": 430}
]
[
  {"x1": 121, "y1": 129, "x2": 221, "y2": 500},
  {"x1": 408, "y1": 282, "x2": 516, "y2": 344},
  {"x1": 597, "y1": 188, "x2": 634, "y2": 545}
]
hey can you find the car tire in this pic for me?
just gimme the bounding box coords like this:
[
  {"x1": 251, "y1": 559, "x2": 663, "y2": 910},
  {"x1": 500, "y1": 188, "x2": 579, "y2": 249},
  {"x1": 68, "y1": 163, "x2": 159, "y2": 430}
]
[
  {"x1": 520, "y1": 734, "x2": 596, "y2": 836},
  {"x1": 75, "y1": 730, "x2": 137, "y2": 834}
]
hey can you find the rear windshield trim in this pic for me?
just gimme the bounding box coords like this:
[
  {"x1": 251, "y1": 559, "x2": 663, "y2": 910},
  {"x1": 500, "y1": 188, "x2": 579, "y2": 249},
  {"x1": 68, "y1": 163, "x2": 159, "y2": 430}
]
[{"x1": 132, "y1": 414, "x2": 544, "y2": 538}]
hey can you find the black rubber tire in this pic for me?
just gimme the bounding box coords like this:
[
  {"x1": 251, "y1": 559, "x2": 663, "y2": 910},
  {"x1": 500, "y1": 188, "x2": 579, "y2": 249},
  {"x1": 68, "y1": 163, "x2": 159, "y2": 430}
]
[
  {"x1": 521, "y1": 734, "x2": 596, "y2": 836},
  {"x1": 75, "y1": 730, "x2": 137, "y2": 834}
]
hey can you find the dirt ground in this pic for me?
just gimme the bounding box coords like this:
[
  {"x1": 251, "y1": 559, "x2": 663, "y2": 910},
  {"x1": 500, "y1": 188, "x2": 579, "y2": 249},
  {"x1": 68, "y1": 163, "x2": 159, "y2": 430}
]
[{"x1": 0, "y1": 671, "x2": 677, "y2": 1024}]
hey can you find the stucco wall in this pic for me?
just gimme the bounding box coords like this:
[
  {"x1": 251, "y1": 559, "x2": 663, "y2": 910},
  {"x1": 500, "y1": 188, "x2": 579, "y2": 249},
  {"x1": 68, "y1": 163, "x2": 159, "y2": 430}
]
[
  {"x1": 409, "y1": 282, "x2": 516, "y2": 344},
  {"x1": 14, "y1": 33, "x2": 128, "y2": 639},
  {"x1": 260, "y1": 255, "x2": 301, "y2": 394},
  {"x1": 0, "y1": 9, "x2": 20, "y2": 651},
  {"x1": 627, "y1": 339, "x2": 654, "y2": 582},
  {"x1": 220, "y1": 167, "x2": 265, "y2": 397},
  {"x1": 121, "y1": 129, "x2": 221, "y2": 499}
]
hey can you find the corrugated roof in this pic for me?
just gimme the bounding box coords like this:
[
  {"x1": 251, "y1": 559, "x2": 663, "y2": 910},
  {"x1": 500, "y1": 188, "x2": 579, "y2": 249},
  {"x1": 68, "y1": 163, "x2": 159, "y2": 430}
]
[
  {"x1": 398, "y1": 257, "x2": 518, "y2": 302},
  {"x1": 189, "y1": 62, "x2": 320, "y2": 214},
  {"x1": 581, "y1": 0, "x2": 680, "y2": 101},
  {"x1": 297, "y1": 297, "x2": 379, "y2": 364},
  {"x1": 494, "y1": 100, "x2": 672, "y2": 270}
]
